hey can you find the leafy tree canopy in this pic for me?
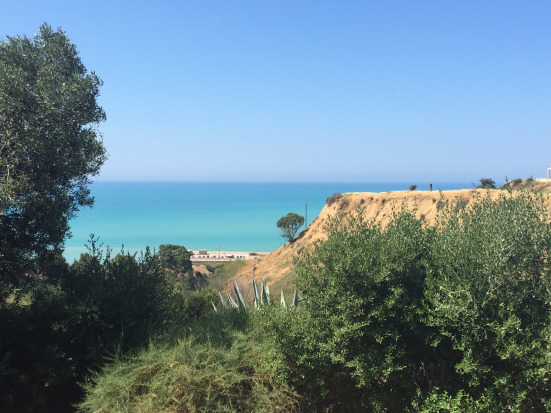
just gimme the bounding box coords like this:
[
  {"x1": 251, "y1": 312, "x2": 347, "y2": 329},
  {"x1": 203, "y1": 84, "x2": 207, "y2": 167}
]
[
  {"x1": 159, "y1": 244, "x2": 192, "y2": 273},
  {"x1": 0, "y1": 24, "x2": 106, "y2": 296},
  {"x1": 277, "y1": 212, "x2": 304, "y2": 242},
  {"x1": 476, "y1": 178, "x2": 496, "y2": 189}
]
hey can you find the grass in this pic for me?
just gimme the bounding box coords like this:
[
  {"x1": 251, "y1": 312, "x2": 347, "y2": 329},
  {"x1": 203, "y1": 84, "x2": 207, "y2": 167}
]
[
  {"x1": 266, "y1": 270, "x2": 298, "y2": 304},
  {"x1": 213, "y1": 260, "x2": 247, "y2": 280},
  {"x1": 207, "y1": 260, "x2": 248, "y2": 291},
  {"x1": 78, "y1": 310, "x2": 301, "y2": 413}
]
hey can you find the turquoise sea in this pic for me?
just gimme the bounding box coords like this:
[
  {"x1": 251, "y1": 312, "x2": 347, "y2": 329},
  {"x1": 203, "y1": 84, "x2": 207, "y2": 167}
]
[{"x1": 64, "y1": 181, "x2": 471, "y2": 262}]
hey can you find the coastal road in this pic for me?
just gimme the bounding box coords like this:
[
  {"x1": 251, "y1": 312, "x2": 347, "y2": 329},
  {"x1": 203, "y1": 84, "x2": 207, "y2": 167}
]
[{"x1": 190, "y1": 250, "x2": 269, "y2": 264}]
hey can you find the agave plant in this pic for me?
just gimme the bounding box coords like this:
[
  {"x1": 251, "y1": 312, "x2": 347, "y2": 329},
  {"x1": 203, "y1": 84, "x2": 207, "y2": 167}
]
[{"x1": 213, "y1": 277, "x2": 300, "y2": 311}]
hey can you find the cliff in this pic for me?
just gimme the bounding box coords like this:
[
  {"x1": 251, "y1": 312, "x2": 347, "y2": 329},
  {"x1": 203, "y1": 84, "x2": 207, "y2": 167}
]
[{"x1": 231, "y1": 185, "x2": 551, "y2": 293}]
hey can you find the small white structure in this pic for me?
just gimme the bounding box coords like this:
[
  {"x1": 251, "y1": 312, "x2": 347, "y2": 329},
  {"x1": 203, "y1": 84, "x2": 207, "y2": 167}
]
[{"x1": 548, "y1": 168, "x2": 551, "y2": 179}]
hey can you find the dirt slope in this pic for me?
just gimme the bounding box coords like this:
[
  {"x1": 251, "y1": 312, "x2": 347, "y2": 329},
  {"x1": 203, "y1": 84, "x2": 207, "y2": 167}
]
[{"x1": 232, "y1": 185, "x2": 551, "y2": 294}]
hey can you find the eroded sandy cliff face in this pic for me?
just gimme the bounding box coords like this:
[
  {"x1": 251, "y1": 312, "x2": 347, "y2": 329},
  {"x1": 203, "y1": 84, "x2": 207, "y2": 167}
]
[{"x1": 231, "y1": 186, "x2": 551, "y2": 293}]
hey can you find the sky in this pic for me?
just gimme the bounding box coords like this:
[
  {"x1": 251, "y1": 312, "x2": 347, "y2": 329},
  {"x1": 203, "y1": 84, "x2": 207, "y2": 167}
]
[{"x1": 1, "y1": 1, "x2": 550, "y2": 183}]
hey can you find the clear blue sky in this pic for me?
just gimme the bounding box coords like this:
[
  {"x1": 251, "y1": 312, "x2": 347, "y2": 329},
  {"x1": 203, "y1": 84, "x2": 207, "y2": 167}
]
[{"x1": 2, "y1": 1, "x2": 550, "y2": 182}]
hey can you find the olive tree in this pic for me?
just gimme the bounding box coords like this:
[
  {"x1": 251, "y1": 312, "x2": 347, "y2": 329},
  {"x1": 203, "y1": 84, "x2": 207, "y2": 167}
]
[
  {"x1": 276, "y1": 212, "x2": 304, "y2": 242},
  {"x1": 0, "y1": 24, "x2": 106, "y2": 296}
]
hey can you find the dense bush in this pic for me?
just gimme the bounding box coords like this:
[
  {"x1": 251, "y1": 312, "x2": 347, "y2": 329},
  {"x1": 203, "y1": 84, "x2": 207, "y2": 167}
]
[
  {"x1": 422, "y1": 193, "x2": 551, "y2": 411},
  {"x1": 0, "y1": 244, "x2": 194, "y2": 412},
  {"x1": 267, "y1": 193, "x2": 551, "y2": 411},
  {"x1": 268, "y1": 209, "x2": 435, "y2": 411}
]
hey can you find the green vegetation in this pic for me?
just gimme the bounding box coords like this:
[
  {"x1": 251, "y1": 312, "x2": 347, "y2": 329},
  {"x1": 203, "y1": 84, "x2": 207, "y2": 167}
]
[
  {"x1": 277, "y1": 212, "x2": 305, "y2": 242},
  {"x1": 80, "y1": 193, "x2": 551, "y2": 412},
  {"x1": 79, "y1": 311, "x2": 301, "y2": 413},
  {"x1": 0, "y1": 239, "x2": 219, "y2": 411},
  {"x1": 0, "y1": 243, "x2": 183, "y2": 411},
  {"x1": 500, "y1": 177, "x2": 551, "y2": 193},
  {"x1": 3, "y1": 24, "x2": 551, "y2": 413},
  {"x1": 207, "y1": 260, "x2": 247, "y2": 291},
  {"x1": 158, "y1": 244, "x2": 192, "y2": 274},
  {"x1": 265, "y1": 192, "x2": 551, "y2": 411},
  {"x1": 500, "y1": 177, "x2": 523, "y2": 190},
  {"x1": 0, "y1": 25, "x2": 214, "y2": 412},
  {"x1": 0, "y1": 24, "x2": 106, "y2": 301},
  {"x1": 476, "y1": 178, "x2": 496, "y2": 189},
  {"x1": 409, "y1": 184, "x2": 417, "y2": 191}
]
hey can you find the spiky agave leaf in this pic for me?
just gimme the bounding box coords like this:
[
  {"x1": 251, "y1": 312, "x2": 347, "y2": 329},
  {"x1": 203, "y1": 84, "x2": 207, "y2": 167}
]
[
  {"x1": 260, "y1": 280, "x2": 265, "y2": 305},
  {"x1": 233, "y1": 281, "x2": 246, "y2": 308},
  {"x1": 252, "y1": 275, "x2": 261, "y2": 305},
  {"x1": 218, "y1": 291, "x2": 228, "y2": 308},
  {"x1": 281, "y1": 287, "x2": 286, "y2": 307},
  {"x1": 226, "y1": 292, "x2": 239, "y2": 308},
  {"x1": 264, "y1": 280, "x2": 270, "y2": 301},
  {"x1": 211, "y1": 301, "x2": 218, "y2": 312},
  {"x1": 293, "y1": 289, "x2": 299, "y2": 308},
  {"x1": 261, "y1": 280, "x2": 271, "y2": 304}
]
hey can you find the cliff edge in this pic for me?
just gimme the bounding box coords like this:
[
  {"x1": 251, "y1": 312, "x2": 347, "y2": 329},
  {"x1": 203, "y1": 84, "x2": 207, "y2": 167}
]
[{"x1": 232, "y1": 184, "x2": 551, "y2": 293}]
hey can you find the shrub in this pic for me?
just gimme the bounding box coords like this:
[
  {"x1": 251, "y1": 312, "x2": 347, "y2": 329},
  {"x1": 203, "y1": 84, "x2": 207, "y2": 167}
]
[
  {"x1": 326, "y1": 193, "x2": 343, "y2": 206},
  {"x1": 424, "y1": 192, "x2": 551, "y2": 411},
  {"x1": 268, "y1": 210, "x2": 433, "y2": 411},
  {"x1": 500, "y1": 178, "x2": 523, "y2": 190},
  {"x1": 476, "y1": 178, "x2": 496, "y2": 189},
  {"x1": 409, "y1": 184, "x2": 417, "y2": 191},
  {"x1": 170, "y1": 285, "x2": 218, "y2": 323},
  {"x1": 268, "y1": 193, "x2": 551, "y2": 411},
  {"x1": 0, "y1": 244, "x2": 176, "y2": 412},
  {"x1": 205, "y1": 263, "x2": 218, "y2": 273},
  {"x1": 338, "y1": 197, "x2": 350, "y2": 210}
]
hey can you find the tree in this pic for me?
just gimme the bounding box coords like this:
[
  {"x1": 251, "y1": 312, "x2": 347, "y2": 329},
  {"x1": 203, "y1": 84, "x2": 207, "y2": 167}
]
[
  {"x1": 158, "y1": 244, "x2": 192, "y2": 274},
  {"x1": 0, "y1": 24, "x2": 106, "y2": 297},
  {"x1": 476, "y1": 178, "x2": 496, "y2": 189},
  {"x1": 276, "y1": 212, "x2": 304, "y2": 242}
]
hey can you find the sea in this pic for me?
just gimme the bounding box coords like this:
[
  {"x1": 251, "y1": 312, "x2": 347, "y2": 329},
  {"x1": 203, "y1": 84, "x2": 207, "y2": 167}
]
[{"x1": 63, "y1": 181, "x2": 472, "y2": 262}]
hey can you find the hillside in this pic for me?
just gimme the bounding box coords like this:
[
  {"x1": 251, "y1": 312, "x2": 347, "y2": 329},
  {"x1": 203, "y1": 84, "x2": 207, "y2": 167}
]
[
  {"x1": 501, "y1": 177, "x2": 551, "y2": 192},
  {"x1": 231, "y1": 185, "x2": 551, "y2": 295}
]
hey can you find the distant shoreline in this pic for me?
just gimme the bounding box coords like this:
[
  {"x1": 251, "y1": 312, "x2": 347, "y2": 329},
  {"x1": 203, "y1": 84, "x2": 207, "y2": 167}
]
[
  {"x1": 64, "y1": 181, "x2": 473, "y2": 263},
  {"x1": 190, "y1": 250, "x2": 270, "y2": 264}
]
